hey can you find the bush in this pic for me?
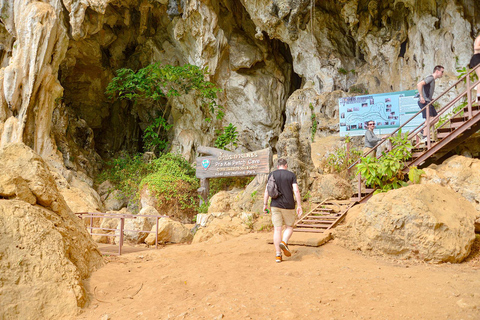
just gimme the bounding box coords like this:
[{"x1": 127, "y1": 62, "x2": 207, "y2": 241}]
[
  {"x1": 356, "y1": 130, "x2": 412, "y2": 194},
  {"x1": 97, "y1": 153, "x2": 200, "y2": 218},
  {"x1": 139, "y1": 154, "x2": 199, "y2": 216},
  {"x1": 97, "y1": 153, "x2": 154, "y2": 198},
  {"x1": 322, "y1": 136, "x2": 362, "y2": 175}
]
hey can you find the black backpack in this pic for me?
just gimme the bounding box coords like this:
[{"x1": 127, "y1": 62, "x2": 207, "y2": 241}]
[{"x1": 267, "y1": 173, "x2": 281, "y2": 199}]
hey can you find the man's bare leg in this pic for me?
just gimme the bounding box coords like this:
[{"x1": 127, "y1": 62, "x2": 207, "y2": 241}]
[
  {"x1": 274, "y1": 226, "x2": 282, "y2": 254},
  {"x1": 282, "y1": 226, "x2": 294, "y2": 244}
]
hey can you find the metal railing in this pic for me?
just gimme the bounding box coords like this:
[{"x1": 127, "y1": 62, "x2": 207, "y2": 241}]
[
  {"x1": 348, "y1": 64, "x2": 480, "y2": 201},
  {"x1": 76, "y1": 212, "x2": 168, "y2": 255}
]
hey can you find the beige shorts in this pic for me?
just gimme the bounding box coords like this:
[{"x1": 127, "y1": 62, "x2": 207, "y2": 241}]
[
  {"x1": 271, "y1": 207, "x2": 296, "y2": 227},
  {"x1": 363, "y1": 147, "x2": 376, "y2": 158}
]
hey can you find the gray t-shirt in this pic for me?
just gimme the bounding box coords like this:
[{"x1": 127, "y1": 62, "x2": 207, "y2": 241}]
[
  {"x1": 364, "y1": 130, "x2": 381, "y2": 148},
  {"x1": 422, "y1": 75, "x2": 435, "y2": 101}
]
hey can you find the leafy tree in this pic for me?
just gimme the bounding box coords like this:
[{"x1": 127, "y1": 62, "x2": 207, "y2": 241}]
[
  {"x1": 106, "y1": 63, "x2": 224, "y2": 153},
  {"x1": 214, "y1": 123, "x2": 238, "y2": 151}
]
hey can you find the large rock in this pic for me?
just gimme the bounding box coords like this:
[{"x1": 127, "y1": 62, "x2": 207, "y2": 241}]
[
  {"x1": 104, "y1": 189, "x2": 128, "y2": 211},
  {"x1": 310, "y1": 174, "x2": 352, "y2": 202},
  {"x1": 0, "y1": 143, "x2": 103, "y2": 319},
  {"x1": 334, "y1": 184, "x2": 477, "y2": 263},
  {"x1": 421, "y1": 155, "x2": 480, "y2": 212},
  {"x1": 208, "y1": 191, "x2": 236, "y2": 214},
  {"x1": 144, "y1": 217, "x2": 193, "y2": 245},
  {"x1": 421, "y1": 155, "x2": 480, "y2": 232},
  {"x1": 123, "y1": 206, "x2": 158, "y2": 244}
]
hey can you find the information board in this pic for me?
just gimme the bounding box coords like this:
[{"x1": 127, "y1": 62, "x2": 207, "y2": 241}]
[
  {"x1": 338, "y1": 90, "x2": 424, "y2": 136},
  {"x1": 196, "y1": 148, "x2": 270, "y2": 179}
]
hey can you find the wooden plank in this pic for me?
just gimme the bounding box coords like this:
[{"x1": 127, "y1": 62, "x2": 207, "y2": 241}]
[
  {"x1": 293, "y1": 228, "x2": 324, "y2": 233},
  {"x1": 295, "y1": 223, "x2": 330, "y2": 228}
]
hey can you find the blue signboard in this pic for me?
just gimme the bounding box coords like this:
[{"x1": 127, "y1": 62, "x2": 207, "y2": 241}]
[{"x1": 338, "y1": 90, "x2": 424, "y2": 136}]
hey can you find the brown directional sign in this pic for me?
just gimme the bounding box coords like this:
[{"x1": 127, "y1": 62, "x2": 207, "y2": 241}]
[{"x1": 196, "y1": 148, "x2": 270, "y2": 179}]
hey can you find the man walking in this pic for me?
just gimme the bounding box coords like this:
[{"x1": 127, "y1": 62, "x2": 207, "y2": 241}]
[
  {"x1": 416, "y1": 65, "x2": 444, "y2": 140},
  {"x1": 263, "y1": 158, "x2": 303, "y2": 263}
]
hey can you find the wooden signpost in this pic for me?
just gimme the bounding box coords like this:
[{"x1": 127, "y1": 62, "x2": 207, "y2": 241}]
[{"x1": 195, "y1": 147, "x2": 271, "y2": 205}]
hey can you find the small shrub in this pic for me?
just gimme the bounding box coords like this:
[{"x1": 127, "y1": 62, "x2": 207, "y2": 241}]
[
  {"x1": 322, "y1": 136, "x2": 362, "y2": 175},
  {"x1": 356, "y1": 130, "x2": 412, "y2": 194},
  {"x1": 140, "y1": 153, "x2": 199, "y2": 212}
]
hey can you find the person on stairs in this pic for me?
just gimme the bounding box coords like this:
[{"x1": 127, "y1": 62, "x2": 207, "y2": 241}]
[
  {"x1": 364, "y1": 120, "x2": 381, "y2": 158},
  {"x1": 416, "y1": 65, "x2": 444, "y2": 142},
  {"x1": 469, "y1": 34, "x2": 480, "y2": 102},
  {"x1": 263, "y1": 158, "x2": 303, "y2": 263}
]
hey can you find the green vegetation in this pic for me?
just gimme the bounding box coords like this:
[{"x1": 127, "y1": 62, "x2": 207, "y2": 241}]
[
  {"x1": 323, "y1": 135, "x2": 362, "y2": 174},
  {"x1": 214, "y1": 123, "x2": 239, "y2": 151},
  {"x1": 97, "y1": 153, "x2": 154, "y2": 199},
  {"x1": 106, "y1": 63, "x2": 224, "y2": 154},
  {"x1": 408, "y1": 166, "x2": 425, "y2": 184},
  {"x1": 143, "y1": 116, "x2": 173, "y2": 154},
  {"x1": 356, "y1": 130, "x2": 412, "y2": 194},
  {"x1": 309, "y1": 103, "x2": 317, "y2": 142},
  {"x1": 250, "y1": 190, "x2": 258, "y2": 203},
  {"x1": 349, "y1": 85, "x2": 368, "y2": 94},
  {"x1": 106, "y1": 63, "x2": 223, "y2": 121},
  {"x1": 97, "y1": 152, "x2": 200, "y2": 213},
  {"x1": 140, "y1": 154, "x2": 199, "y2": 212}
]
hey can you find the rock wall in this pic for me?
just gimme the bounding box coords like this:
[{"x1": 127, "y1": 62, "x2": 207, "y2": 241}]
[
  {"x1": 0, "y1": 0, "x2": 479, "y2": 176},
  {"x1": 0, "y1": 143, "x2": 103, "y2": 318}
]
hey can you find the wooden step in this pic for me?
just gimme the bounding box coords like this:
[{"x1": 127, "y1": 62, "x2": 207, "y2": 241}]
[
  {"x1": 437, "y1": 127, "x2": 454, "y2": 133},
  {"x1": 302, "y1": 217, "x2": 338, "y2": 221},
  {"x1": 293, "y1": 228, "x2": 324, "y2": 233},
  {"x1": 437, "y1": 132, "x2": 450, "y2": 139},
  {"x1": 463, "y1": 104, "x2": 480, "y2": 112},
  {"x1": 301, "y1": 219, "x2": 337, "y2": 223},
  {"x1": 295, "y1": 223, "x2": 331, "y2": 228}
]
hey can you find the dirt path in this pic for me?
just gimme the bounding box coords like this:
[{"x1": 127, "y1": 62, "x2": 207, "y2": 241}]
[{"x1": 77, "y1": 232, "x2": 480, "y2": 320}]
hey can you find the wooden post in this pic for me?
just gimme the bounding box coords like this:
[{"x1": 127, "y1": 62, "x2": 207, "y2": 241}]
[
  {"x1": 467, "y1": 72, "x2": 473, "y2": 119},
  {"x1": 426, "y1": 102, "x2": 431, "y2": 149},
  {"x1": 198, "y1": 178, "x2": 210, "y2": 206}
]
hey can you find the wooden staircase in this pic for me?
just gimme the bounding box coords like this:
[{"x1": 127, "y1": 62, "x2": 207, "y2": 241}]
[
  {"x1": 295, "y1": 67, "x2": 480, "y2": 233},
  {"x1": 294, "y1": 199, "x2": 354, "y2": 233},
  {"x1": 350, "y1": 65, "x2": 480, "y2": 204}
]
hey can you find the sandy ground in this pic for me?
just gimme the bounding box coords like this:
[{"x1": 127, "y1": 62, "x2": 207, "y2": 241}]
[{"x1": 77, "y1": 232, "x2": 480, "y2": 320}]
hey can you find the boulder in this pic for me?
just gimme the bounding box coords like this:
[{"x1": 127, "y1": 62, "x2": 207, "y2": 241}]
[
  {"x1": 421, "y1": 155, "x2": 480, "y2": 212},
  {"x1": 104, "y1": 190, "x2": 128, "y2": 211},
  {"x1": 309, "y1": 174, "x2": 352, "y2": 202},
  {"x1": 208, "y1": 191, "x2": 235, "y2": 214},
  {"x1": 97, "y1": 180, "x2": 115, "y2": 201},
  {"x1": 144, "y1": 217, "x2": 193, "y2": 245},
  {"x1": 92, "y1": 213, "x2": 121, "y2": 244},
  {"x1": 59, "y1": 175, "x2": 104, "y2": 214},
  {"x1": 0, "y1": 143, "x2": 103, "y2": 319},
  {"x1": 334, "y1": 184, "x2": 477, "y2": 263},
  {"x1": 123, "y1": 206, "x2": 159, "y2": 244},
  {"x1": 421, "y1": 155, "x2": 480, "y2": 232}
]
